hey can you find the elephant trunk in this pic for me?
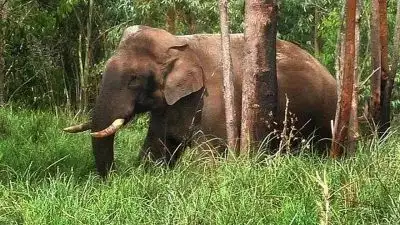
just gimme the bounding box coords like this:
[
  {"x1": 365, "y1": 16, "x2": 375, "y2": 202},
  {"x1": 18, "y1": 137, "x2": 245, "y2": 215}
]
[
  {"x1": 91, "y1": 92, "x2": 135, "y2": 177},
  {"x1": 91, "y1": 105, "x2": 115, "y2": 177},
  {"x1": 91, "y1": 134, "x2": 115, "y2": 177}
]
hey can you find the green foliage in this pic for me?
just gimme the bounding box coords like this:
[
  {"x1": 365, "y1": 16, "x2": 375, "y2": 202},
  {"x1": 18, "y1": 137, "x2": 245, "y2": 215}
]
[
  {"x1": 2, "y1": 0, "x2": 400, "y2": 113},
  {"x1": 1, "y1": 109, "x2": 400, "y2": 224}
]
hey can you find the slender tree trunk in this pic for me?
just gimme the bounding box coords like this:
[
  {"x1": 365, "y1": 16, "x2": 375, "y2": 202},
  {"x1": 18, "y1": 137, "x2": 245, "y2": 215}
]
[
  {"x1": 187, "y1": 13, "x2": 196, "y2": 34},
  {"x1": 166, "y1": 7, "x2": 176, "y2": 34},
  {"x1": 333, "y1": 4, "x2": 346, "y2": 138},
  {"x1": 78, "y1": 0, "x2": 93, "y2": 111},
  {"x1": 314, "y1": 7, "x2": 321, "y2": 58},
  {"x1": 370, "y1": 0, "x2": 382, "y2": 127},
  {"x1": 78, "y1": 33, "x2": 84, "y2": 109},
  {"x1": 331, "y1": 0, "x2": 356, "y2": 158},
  {"x1": 0, "y1": 0, "x2": 6, "y2": 107},
  {"x1": 378, "y1": 0, "x2": 390, "y2": 136},
  {"x1": 83, "y1": 0, "x2": 93, "y2": 110},
  {"x1": 241, "y1": 0, "x2": 278, "y2": 153},
  {"x1": 348, "y1": 0, "x2": 362, "y2": 154},
  {"x1": 61, "y1": 58, "x2": 71, "y2": 111},
  {"x1": 219, "y1": 0, "x2": 239, "y2": 152}
]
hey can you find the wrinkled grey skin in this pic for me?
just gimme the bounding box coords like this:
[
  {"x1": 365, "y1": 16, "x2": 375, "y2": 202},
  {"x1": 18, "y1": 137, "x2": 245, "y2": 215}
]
[{"x1": 90, "y1": 26, "x2": 337, "y2": 177}]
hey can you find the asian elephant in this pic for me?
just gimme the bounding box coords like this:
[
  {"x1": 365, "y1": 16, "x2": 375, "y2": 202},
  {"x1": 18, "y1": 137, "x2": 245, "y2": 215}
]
[{"x1": 64, "y1": 25, "x2": 337, "y2": 177}]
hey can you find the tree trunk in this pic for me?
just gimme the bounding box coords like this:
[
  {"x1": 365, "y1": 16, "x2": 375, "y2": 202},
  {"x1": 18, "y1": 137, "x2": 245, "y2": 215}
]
[
  {"x1": 333, "y1": 4, "x2": 346, "y2": 140},
  {"x1": 187, "y1": 12, "x2": 196, "y2": 34},
  {"x1": 78, "y1": 33, "x2": 84, "y2": 110},
  {"x1": 166, "y1": 7, "x2": 176, "y2": 34},
  {"x1": 314, "y1": 7, "x2": 321, "y2": 58},
  {"x1": 241, "y1": 0, "x2": 278, "y2": 153},
  {"x1": 79, "y1": 0, "x2": 93, "y2": 111},
  {"x1": 378, "y1": 0, "x2": 400, "y2": 137},
  {"x1": 378, "y1": 0, "x2": 390, "y2": 136},
  {"x1": 331, "y1": 0, "x2": 356, "y2": 158},
  {"x1": 348, "y1": 0, "x2": 362, "y2": 154},
  {"x1": 219, "y1": 0, "x2": 239, "y2": 152},
  {"x1": 387, "y1": 0, "x2": 400, "y2": 113},
  {"x1": 370, "y1": 0, "x2": 382, "y2": 127},
  {"x1": 0, "y1": 0, "x2": 6, "y2": 107},
  {"x1": 61, "y1": 58, "x2": 71, "y2": 111}
]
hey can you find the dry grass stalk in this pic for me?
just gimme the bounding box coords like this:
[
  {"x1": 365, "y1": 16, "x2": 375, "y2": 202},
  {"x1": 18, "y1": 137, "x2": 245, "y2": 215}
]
[{"x1": 315, "y1": 170, "x2": 331, "y2": 225}]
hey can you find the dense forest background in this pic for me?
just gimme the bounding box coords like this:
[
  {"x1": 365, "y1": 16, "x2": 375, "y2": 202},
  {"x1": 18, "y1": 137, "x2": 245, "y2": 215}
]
[
  {"x1": 1, "y1": 0, "x2": 399, "y2": 112},
  {"x1": 2, "y1": 2, "x2": 400, "y2": 223}
]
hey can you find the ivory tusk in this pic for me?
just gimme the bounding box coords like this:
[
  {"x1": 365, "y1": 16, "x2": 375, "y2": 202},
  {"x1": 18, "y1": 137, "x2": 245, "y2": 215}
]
[
  {"x1": 90, "y1": 118, "x2": 125, "y2": 138},
  {"x1": 63, "y1": 122, "x2": 91, "y2": 133}
]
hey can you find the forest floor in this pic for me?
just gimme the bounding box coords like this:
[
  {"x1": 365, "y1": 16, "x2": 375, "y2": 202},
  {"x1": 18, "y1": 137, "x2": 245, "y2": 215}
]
[{"x1": 0, "y1": 107, "x2": 400, "y2": 224}]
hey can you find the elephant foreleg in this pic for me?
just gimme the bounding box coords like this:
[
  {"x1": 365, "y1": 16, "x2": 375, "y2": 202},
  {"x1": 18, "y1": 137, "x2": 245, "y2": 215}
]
[
  {"x1": 138, "y1": 132, "x2": 185, "y2": 166},
  {"x1": 138, "y1": 115, "x2": 185, "y2": 166}
]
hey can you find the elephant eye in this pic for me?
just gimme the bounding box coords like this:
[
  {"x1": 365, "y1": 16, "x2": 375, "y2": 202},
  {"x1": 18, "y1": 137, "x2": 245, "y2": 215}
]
[{"x1": 128, "y1": 76, "x2": 139, "y2": 88}]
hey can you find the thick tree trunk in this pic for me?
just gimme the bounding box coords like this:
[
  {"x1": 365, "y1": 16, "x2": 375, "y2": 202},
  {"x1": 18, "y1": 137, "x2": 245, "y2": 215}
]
[
  {"x1": 348, "y1": 0, "x2": 362, "y2": 154},
  {"x1": 378, "y1": 0, "x2": 391, "y2": 136},
  {"x1": 331, "y1": 0, "x2": 356, "y2": 158},
  {"x1": 219, "y1": 0, "x2": 239, "y2": 151},
  {"x1": 378, "y1": 0, "x2": 400, "y2": 137},
  {"x1": 241, "y1": 0, "x2": 278, "y2": 153},
  {"x1": 370, "y1": 0, "x2": 382, "y2": 127}
]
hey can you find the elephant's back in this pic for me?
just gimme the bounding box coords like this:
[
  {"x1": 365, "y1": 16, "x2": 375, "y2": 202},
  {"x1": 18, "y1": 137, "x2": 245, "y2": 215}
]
[{"x1": 180, "y1": 34, "x2": 336, "y2": 141}]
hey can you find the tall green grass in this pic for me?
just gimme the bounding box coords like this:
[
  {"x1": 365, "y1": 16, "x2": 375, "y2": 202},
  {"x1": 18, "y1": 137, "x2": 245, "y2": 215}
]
[{"x1": 0, "y1": 107, "x2": 399, "y2": 224}]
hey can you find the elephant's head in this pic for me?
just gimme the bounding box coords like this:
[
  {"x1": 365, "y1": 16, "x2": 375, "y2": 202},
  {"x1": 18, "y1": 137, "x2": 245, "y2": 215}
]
[{"x1": 64, "y1": 26, "x2": 204, "y2": 177}]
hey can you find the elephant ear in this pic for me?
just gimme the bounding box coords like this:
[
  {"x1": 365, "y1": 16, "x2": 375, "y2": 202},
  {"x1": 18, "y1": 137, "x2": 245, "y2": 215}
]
[{"x1": 164, "y1": 45, "x2": 204, "y2": 105}]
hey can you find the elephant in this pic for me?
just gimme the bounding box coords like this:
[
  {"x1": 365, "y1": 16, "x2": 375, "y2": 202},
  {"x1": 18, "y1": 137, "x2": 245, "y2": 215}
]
[{"x1": 64, "y1": 25, "x2": 337, "y2": 177}]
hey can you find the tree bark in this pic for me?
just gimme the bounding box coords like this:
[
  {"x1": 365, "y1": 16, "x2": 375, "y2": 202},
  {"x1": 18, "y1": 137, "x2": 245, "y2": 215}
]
[
  {"x1": 333, "y1": 4, "x2": 346, "y2": 140},
  {"x1": 219, "y1": 0, "x2": 239, "y2": 152},
  {"x1": 369, "y1": 0, "x2": 382, "y2": 127},
  {"x1": 348, "y1": 0, "x2": 362, "y2": 155},
  {"x1": 378, "y1": 0, "x2": 400, "y2": 137},
  {"x1": 378, "y1": 0, "x2": 391, "y2": 136},
  {"x1": 241, "y1": 0, "x2": 278, "y2": 153},
  {"x1": 331, "y1": 0, "x2": 356, "y2": 158}
]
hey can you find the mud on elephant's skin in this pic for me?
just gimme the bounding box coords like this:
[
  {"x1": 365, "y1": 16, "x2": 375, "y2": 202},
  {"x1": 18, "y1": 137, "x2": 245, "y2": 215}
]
[{"x1": 63, "y1": 25, "x2": 337, "y2": 177}]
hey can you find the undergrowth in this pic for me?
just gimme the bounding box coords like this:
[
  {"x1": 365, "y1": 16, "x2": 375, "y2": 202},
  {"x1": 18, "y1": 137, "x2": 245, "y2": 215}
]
[{"x1": 0, "y1": 107, "x2": 399, "y2": 224}]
